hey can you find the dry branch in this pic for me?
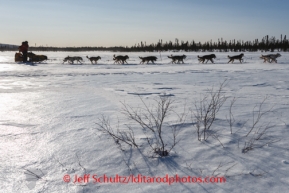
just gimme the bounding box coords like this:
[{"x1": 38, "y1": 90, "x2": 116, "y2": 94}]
[
  {"x1": 192, "y1": 80, "x2": 228, "y2": 141},
  {"x1": 121, "y1": 95, "x2": 185, "y2": 157}
]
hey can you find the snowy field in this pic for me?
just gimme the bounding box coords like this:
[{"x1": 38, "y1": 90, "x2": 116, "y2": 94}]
[{"x1": 1, "y1": 51, "x2": 289, "y2": 193}]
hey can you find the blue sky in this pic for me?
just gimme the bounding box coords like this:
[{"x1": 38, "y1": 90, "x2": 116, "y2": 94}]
[{"x1": 0, "y1": 0, "x2": 288, "y2": 47}]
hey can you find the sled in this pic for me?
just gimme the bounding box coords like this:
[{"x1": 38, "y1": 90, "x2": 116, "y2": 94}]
[
  {"x1": 27, "y1": 52, "x2": 48, "y2": 63},
  {"x1": 15, "y1": 52, "x2": 23, "y2": 62}
]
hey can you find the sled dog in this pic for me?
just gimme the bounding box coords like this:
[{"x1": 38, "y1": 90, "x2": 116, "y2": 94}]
[
  {"x1": 168, "y1": 54, "x2": 186, "y2": 64},
  {"x1": 197, "y1": 54, "x2": 216, "y2": 64},
  {"x1": 227, "y1": 53, "x2": 244, "y2": 63},
  {"x1": 260, "y1": 53, "x2": 281, "y2": 63},
  {"x1": 63, "y1": 56, "x2": 83, "y2": 64},
  {"x1": 139, "y1": 56, "x2": 158, "y2": 64},
  {"x1": 86, "y1": 56, "x2": 101, "y2": 64},
  {"x1": 113, "y1": 55, "x2": 129, "y2": 64}
]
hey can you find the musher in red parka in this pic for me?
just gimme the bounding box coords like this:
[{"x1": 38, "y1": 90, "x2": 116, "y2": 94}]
[{"x1": 19, "y1": 41, "x2": 29, "y2": 62}]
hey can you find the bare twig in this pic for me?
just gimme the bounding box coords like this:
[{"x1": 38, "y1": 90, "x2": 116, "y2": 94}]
[
  {"x1": 96, "y1": 115, "x2": 138, "y2": 148},
  {"x1": 226, "y1": 97, "x2": 237, "y2": 134},
  {"x1": 245, "y1": 96, "x2": 273, "y2": 137},
  {"x1": 242, "y1": 97, "x2": 278, "y2": 153},
  {"x1": 212, "y1": 162, "x2": 225, "y2": 176},
  {"x1": 121, "y1": 95, "x2": 186, "y2": 157},
  {"x1": 76, "y1": 153, "x2": 86, "y2": 173},
  {"x1": 211, "y1": 133, "x2": 225, "y2": 148},
  {"x1": 212, "y1": 161, "x2": 235, "y2": 176},
  {"x1": 192, "y1": 80, "x2": 228, "y2": 141},
  {"x1": 224, "y1": 163, "x2": 237, "y2": 176},
  {"x1": 24, "y1": 169, "x2": 45, "y2": 181}
]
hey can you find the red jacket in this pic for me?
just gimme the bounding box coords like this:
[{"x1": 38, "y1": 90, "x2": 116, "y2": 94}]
[{"x1": 19, "y1": 42, "x2": 29, "y2": 52}]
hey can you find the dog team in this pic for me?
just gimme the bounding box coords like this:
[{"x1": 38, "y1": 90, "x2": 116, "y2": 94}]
[
  {"x1": 62, "y1": 53, "x2": 282, "y2": 64},
  {"x1": 15, "y1": 41, "x2": 283, "y2": 64}
]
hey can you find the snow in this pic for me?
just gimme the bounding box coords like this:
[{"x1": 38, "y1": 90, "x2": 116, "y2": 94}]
[{"x1": 1, "y1": 51, "x2": 289, "y2": 192}]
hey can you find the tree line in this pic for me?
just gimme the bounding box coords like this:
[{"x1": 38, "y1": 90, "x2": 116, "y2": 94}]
[{"x1": 1, "y1": 35, "x2": 288, "y2": 52}]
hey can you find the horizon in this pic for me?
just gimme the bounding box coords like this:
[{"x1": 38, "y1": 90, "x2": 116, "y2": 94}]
[
  {"x1": 0, "y1": 34, "x2": 287, "y2": 48},
  {"x1": 1, "y1": 0, "x2": 288, "y2": 47}
]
